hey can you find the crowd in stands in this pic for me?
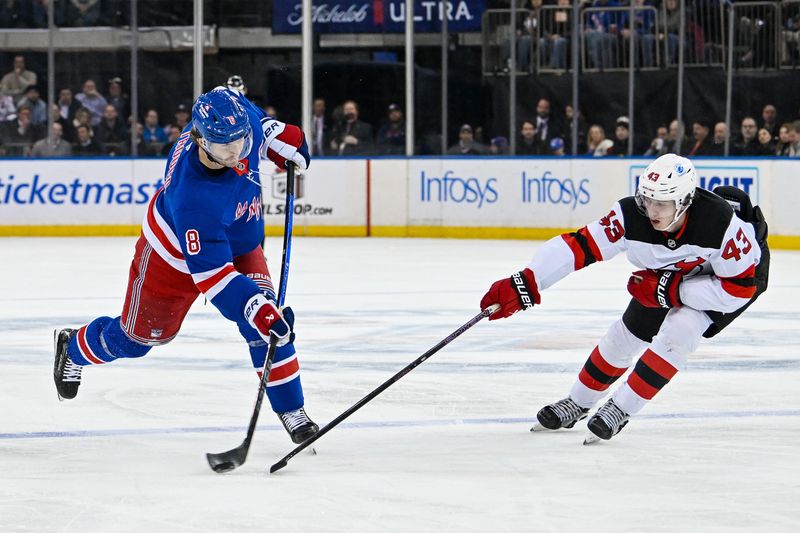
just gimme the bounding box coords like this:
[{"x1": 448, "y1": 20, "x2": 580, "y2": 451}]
[{"x1": 3, "y1": 53, "x2": 800, "y2": 159}]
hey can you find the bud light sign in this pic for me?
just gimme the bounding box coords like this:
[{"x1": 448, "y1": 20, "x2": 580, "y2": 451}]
[
  {"x1": 273, "y1": 1, "x2": 487, "y2": 34},
  {"x1": 628, "y1": 164, "x2": 759, "y2": 204}
]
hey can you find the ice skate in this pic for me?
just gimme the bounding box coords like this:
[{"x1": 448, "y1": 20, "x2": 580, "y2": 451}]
[
  {"x1": 532, "y1": 397, "x2": 589, "y2": 431},
  {"x1": 53, "y1": 329, "x2": 82, "y2": 401},
  {"x1": 279, "y1": 407, "x2": 319, "y2": 444},
  {"x1": 585, "y1": 398, "x2": 630, "y2": 443}
]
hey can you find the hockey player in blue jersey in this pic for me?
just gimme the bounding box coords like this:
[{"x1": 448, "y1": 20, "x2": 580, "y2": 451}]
[{"x1": 54, "y1": 87, "x2": 318, "y2": 444}]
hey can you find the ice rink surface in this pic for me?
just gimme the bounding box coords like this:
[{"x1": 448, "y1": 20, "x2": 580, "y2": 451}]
[{"x1": 1, "y1": 236, "x2": 798, "y2": 533}]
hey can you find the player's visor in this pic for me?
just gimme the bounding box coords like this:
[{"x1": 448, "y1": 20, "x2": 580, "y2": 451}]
[{"x1": 201, "y1": 130, "x2": 253, "y2": 167}]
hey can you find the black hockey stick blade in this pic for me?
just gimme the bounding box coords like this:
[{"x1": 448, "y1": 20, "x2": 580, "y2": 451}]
[
  {"x1": 269, "y1": 458, "x2": 288, "y2": 474},
  {"x1": 268, "y1": 304, "x2": 500, "y2": 474},
  {"x1": 206, "y1": 443, "x2": 248, "y2": 473}
]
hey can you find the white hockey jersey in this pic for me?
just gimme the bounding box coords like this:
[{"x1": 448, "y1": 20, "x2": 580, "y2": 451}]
[{"x1": 528, "y1": 188, "x2": 761, "y2": 314}]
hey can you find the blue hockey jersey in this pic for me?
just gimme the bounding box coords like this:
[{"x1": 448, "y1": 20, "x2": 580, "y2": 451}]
[{"x1": 142, "y1": 91, "x2": 275, "y2": 323}]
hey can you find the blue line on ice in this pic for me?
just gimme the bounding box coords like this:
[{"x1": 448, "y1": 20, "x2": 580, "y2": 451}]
[{"x1": 2, "y1": 410, "x2": 798, "y2": 440}]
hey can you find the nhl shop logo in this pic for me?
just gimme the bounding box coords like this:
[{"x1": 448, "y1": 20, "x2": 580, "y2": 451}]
[{"x1": 271, "y1": 170, "x2": 305, "y2": 200}]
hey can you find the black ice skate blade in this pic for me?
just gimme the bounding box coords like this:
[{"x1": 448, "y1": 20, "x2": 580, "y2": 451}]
[{"x1": 530, "y1": 424, "x2": 552, "y2": 432}]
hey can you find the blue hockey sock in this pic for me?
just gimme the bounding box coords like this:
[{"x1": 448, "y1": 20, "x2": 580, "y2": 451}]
[{"x1": 69, "y1": 316, "x2": 151, "y2": 366}]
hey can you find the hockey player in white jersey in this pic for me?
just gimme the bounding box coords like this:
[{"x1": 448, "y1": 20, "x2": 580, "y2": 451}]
[{"x1": 480, "y1": 154, "x2": 769, "y2": 441}]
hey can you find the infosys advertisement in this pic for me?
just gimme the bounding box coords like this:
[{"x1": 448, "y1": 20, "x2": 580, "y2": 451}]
[{"x1": 407, "y1": 159, "x2": 626, "y2": 228}]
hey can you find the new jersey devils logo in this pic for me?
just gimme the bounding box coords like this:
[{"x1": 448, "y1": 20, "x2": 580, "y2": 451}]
[{"x1": 672, "y1": 257, "x2": 706, "y2": 275}]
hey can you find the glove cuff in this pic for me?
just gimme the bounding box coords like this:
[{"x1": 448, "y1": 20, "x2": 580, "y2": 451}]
[
  {"x1": 656, "y1": 270, "x2": 682, "y2": 308},
  {"x1": 511, "y1": 268, "x2": 540, "y2": 310}
]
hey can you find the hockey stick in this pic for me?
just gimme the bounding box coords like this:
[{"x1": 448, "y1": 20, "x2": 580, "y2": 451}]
[
  {"x1": 207, "y1": 163, "x2": 296, "y2": 473},
  {"x1": 269, "y1": 304, "x2": 500, "y2": 474}
]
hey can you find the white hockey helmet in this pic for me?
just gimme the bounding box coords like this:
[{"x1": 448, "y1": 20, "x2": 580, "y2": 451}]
[{"x1": 636, "y1": 153, "x2": 697, "y2": 229}]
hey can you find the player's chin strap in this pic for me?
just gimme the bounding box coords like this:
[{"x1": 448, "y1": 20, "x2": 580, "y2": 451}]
[{"x1": 663, "y1": 205, "x2": 690, "y2": 233}]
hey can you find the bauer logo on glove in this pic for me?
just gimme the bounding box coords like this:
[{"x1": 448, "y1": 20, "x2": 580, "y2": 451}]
[{"x1": 480, "y1": 268, "x2": 541, "y2": 321}]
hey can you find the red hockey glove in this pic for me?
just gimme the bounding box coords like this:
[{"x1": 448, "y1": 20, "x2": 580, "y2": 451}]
[
  {"x1": 244, "y1": 294, "x2": 293, "y2": 346},
  {"x1": 480, "y1": 268, "x2": 541, "y2": 321},
  {"x1": 627, "y1": 269, "x2": 683, "y2": 309},
  {"x1": 261, "y1": 119, "x2": 311, "y2": 171}
]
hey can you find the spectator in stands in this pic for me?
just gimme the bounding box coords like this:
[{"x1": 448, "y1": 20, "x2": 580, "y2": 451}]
[
  {"x1": 756, "y1": 128, "x2": 775, "y2": 156},
  {"x1": 310, "y1": 98, "x2": 329, "y2": 156},
  {"x1": 608, "y1": 116, "x2": 630, "y2": 156},
  {"x1": 330, "y1": 100, "x2": 374, "y2": 156},
  {"x1": 96, "y1": 103, "x2": 129, "y2": 155},
  {"x1": 775, "y1": 123, "x2": 792, "y2": 156},
  {"x1": 540, "y1": 0, "x2": 572, "y2": 69},
  {"x1": 0, "y1": 0, "x2": 33, "y2": 28},
  {"x1": 564, "y1": 104, "x2": 587, "y2": 154},
  {"x1": 72, "y1": 123, "x2": 102, "y2": 156},
  {"x1": 665, "y1": 119, "x2": 686, "y2": 154},
  {"x1": 586, "y1": 0, "x2": 622, "y2": 70},
  {"x1": 264, "y1": 105, "x2": 279, "y2": 119},
  {"x1": 686, "y1": 119, "x2": 713, "y2": 156},
  {"x1": 133, "y1": 122, "x2": 155, "y2": 156},
  {"x1": 644, "y1": 125, "x2": 668, "y2": 157},
  {"x1": 733, "y1": 116, "x2": 760, "y2": 156},
  {"x1": 660, "y1": 0, "x2": 683, "y2": 65},
  {"x1": 376, "y1": 103, "x2": 406, "y2": 155},
  {"x1": 72, "y1": 106, "x2": 93, "y2": 138},
  {"x1": 503, "y1": 0, "x2": 543, "y2": 72},
  {"x1": 64, "y1": 0, "x2": 102, "y2": 27},
  {"x1": 75, "y1": 79, "x2": 107, "y2": 126},
  {"x1": 57, "y1": 88, "x2": 81, "y2": 122},
  {"x1": 586, "y1": 124, "x2": 614, "y2": 156},
  {"x1": 533, "y1": 98, "x2": 561, "y2": 147},
  {"x1": 0, "y1": 105, "x2": 43, "y2": 156},
  {"x1": 518, "y1": 120, "x2": 543, "y2": 155},
  {"x1": 489, "y1": 136, "x2": 509, "y2": 155},
  {"x1": 549, "y1": 136, "x2": 566, "y2": 156},
  {"x1": 447, "y1": 124, "x2": 486, "y2": 155},
  {"x1": 623, "y1": 0, "x2": 658, "y2": 68},
  {"x1": 0, "y1": 93, "x2": 15, "y2": 122},
  {"x1": 707, "y1": 121, "x2": 728, "y2": 156},
  {"x1": 30, "y1": 122, "x2": 72, "y2": 157},
  {"x1": 782, "y1": 5, "x2": 800, "y2": 65},
  {"x1": 49, "y1": 103, "x2": 75, "y2": 143},
  {"x1": 173, "y1": 103, "x2": 190, "y2": 130},
  {"x1": 760, "y1": 104, "x2": 779, "y2": 141},
  {"x1": 161, "y1": 125, "x2": 181, "y2": 156},
  {"x1": 0, "y1": 56, "x2": 37, "y2": 104},
  {"x1": 16, "y1": 85, "x2": 47, "y2": 126},
  {"x1": 142, "y1": 109, "x2": 167, "y2": 145},
  {"x1": 106, "y1": 77, "x2": 129, "y2": 119},
  {"x1": 788, "y1": 121, "x2": 800, "y2": 157}
]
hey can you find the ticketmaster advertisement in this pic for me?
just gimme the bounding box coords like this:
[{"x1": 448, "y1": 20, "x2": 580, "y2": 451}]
[{"x1": 0, "y1": 159, "x2": 163, "y2": 226}]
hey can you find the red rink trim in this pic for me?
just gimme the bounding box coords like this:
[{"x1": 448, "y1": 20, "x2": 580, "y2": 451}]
[
  {"x1": 195, "y1": 264, "x2": 237, "y2": 294},
  {"x1": 268, "y1": 357, "x2": 300, "y2": 383},
  {"x1": 640, "y1": 349, "x2": 678, "y2": 380},
  {"x1": 627, "y1": 371, "x2": 659, "y2": 400},
  {"x1": 77, "y1": 326, "x2": 104, "y2": 365},
  {"x1": 146, "y1": 191, "x2": 184, "y2": 260}
]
